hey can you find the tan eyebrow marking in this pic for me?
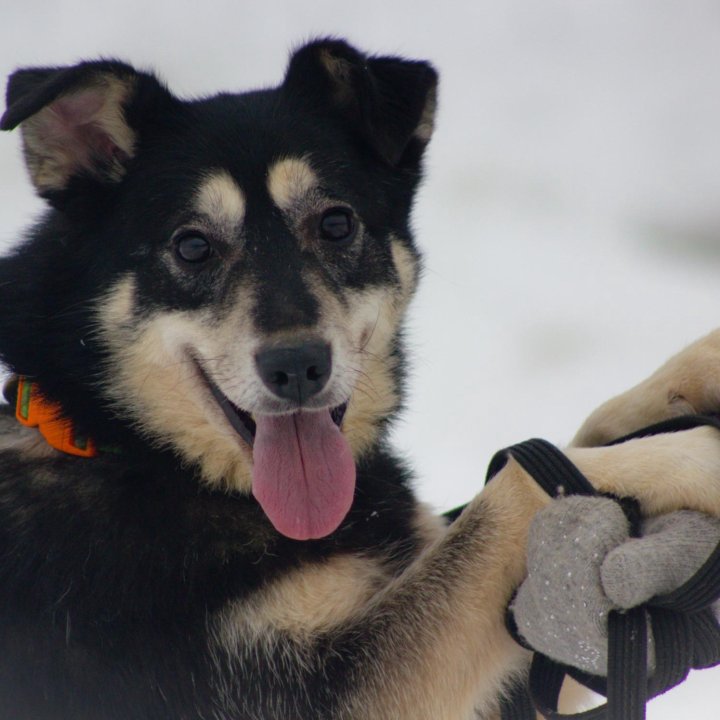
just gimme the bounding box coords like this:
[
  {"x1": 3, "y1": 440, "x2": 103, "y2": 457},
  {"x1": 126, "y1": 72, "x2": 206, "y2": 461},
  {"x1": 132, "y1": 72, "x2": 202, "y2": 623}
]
[
  {"x1": 194, "y1": 170, "x2": 246, "y2": 226},
  {"x1": 266, "y1": 157, "x2": 319, "y2": 211}
]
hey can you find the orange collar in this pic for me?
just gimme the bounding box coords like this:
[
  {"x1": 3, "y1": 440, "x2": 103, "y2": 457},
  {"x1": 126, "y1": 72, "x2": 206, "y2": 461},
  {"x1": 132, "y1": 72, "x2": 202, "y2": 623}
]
[{"x1": 15, "y1": 377, "x2": 99, "y2": 457}]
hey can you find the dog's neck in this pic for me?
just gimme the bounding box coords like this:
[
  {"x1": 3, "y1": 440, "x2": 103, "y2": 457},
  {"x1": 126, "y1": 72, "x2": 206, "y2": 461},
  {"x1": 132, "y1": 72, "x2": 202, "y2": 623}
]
[{"x1": 11, "y1": 376, "x2": 107, "y2": 457}]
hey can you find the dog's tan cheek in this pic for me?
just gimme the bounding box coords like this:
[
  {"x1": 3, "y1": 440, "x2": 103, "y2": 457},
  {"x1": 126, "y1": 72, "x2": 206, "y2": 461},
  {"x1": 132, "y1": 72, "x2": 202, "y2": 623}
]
[
  {"x1": 95, "y1": 277, "x2": 255, "y2": 493},
  {"x1": 339, "y1": 239, "x2": 418, "y2": 455},
  {"x1": 308, "y1": 240, "x2": 418, "y2": 459},
  {"x1": 325, "y1": 285, "x2": 399, "y2": 456}
]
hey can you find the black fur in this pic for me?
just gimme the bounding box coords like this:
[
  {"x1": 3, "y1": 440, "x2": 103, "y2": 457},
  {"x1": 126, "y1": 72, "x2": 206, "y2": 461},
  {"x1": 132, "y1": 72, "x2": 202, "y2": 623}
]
[
  {"x1": 0, "y1": 39, "x2": 437, "y2": 718},
  {"x1": 0, "y1": 400, "x2": 419, "y2": 718}
]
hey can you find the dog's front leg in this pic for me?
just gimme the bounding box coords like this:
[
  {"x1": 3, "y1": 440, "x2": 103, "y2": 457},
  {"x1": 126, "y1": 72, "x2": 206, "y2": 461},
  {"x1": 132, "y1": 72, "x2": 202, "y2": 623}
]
[
  {"x1": 331, "y1": 457, "x2": 547, "y2": 720},
  {"x1": 335, "y1": 427, "x2": 720, "y2": 720},
  {"x1": 573, "y1": 328, "x2": 720, "y2": 447}
]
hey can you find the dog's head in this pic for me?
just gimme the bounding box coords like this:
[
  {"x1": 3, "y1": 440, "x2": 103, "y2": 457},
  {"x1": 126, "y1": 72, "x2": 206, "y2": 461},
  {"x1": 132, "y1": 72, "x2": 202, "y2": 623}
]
[{"x1": 0, "y1": 40, "x2": 437, "y2": 539}]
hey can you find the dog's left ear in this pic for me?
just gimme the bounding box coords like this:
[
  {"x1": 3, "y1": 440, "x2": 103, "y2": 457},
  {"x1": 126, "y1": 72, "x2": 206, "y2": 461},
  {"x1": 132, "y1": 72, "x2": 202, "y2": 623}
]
[
  {"x1": 283, "y1": 39, "x2": 438, "y2": 166},
  {"x1": 1, "y1": 60, "x2": 173, "y2": 200}
]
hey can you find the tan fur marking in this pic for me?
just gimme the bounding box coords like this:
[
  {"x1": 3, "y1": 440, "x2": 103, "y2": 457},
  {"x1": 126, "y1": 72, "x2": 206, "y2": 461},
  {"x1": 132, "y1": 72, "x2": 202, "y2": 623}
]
[
  {"x1": 0, "y1": 421, "x2": 59, "y2": 459},
  {"x1": 22, "y1": 76, "x2": 136, "y2": 193},
  {"x1": 349, "y1": 432, "x2": 720, "y2": 718},
  {"x1": 414, "y1": 85, "x2": 437, "y2": 142},
  {"x1": 266, "y1": 157, "x2": 319, "y2": 211},
  {"x1": 319, "y1": 49, "x2": 353, "y2": 84},
  {"x1": 294, "y1": 234, "x2": 417, "y2": 460},
  {"x1": 195, "y1": 171, "x2": 245, "y2": 228},
  {"x1": 97, "y1": 261, "x2": 417, "y2": 493},
  {"x1": 297, "y1": 239, "x2": 417, "y2": 461},
  {"x1": 99, "y1": 273, "x2": 135, "y2": 327},
  {"x1": 344, "y1": 292, "x2": 400, "y2": 456},
  {"x1": 566, "y1": 427, "x2": 720, "y2": 517},
  {"x1": 574, "y1": 328, "x2": 720, "y2": 447},
  {"x1": 318, "y1": 49, "x2": 354, "y2": 103},
  {"x1": 92, "y1": 275, "x2": 720, "y2": 719},
  {"x1": 303, "y1": 279, "x2": 401, "y2": 458},
  {"x1": 342, "y1": 271, "x2": 416, "y2": 455},
  {"x1": 219, "y1": 554, "x2": 390, "y2": 643},
  {"x1": 413, "y1": 502, "x2": 447, "y2": 546},
  {"x1": 390, "y1": 236, "x2": 419, "y2": 306},
  {"x1": 96, "y1": 276, "x2": 257, "y2": 494},
  {"x1": 343, "y1": 460, "x2": 544, "y2": 719}
]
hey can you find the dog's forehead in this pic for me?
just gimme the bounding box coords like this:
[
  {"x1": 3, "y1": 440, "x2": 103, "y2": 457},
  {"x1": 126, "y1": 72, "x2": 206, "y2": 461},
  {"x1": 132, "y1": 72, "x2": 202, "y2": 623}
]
[
  {"x1": 180, "y1": 90, "x2": 352, "y2": 193},
  {"x1": 191, "y1": 157, "x2": 319, "y2": 223}
]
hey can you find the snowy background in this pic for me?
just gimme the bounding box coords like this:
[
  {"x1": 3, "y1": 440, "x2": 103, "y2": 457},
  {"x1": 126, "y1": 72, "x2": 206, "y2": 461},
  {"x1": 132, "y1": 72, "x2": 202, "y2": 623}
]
[{"x1": 1, "y1": 1, "x2": 719, "y2": 715}]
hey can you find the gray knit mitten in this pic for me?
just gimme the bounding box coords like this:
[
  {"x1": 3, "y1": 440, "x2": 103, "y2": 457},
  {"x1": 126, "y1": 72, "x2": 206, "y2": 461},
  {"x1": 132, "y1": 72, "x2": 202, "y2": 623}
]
[{"x1": 511, "y1": 496, "x2": 720, "y2": 676}]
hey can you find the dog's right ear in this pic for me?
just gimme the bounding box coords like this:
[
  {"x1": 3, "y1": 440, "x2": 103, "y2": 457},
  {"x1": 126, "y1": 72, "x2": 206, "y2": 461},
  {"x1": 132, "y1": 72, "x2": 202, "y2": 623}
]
[{"x1": 1, "y1": 60, "x2": 173, "y2": 201}]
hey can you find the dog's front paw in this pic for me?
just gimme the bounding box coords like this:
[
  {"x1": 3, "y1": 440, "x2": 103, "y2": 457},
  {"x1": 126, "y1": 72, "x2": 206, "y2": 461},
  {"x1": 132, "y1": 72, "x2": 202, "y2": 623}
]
[{"x1": 573, "y1": 329, "x2": 720, "y2": 447}]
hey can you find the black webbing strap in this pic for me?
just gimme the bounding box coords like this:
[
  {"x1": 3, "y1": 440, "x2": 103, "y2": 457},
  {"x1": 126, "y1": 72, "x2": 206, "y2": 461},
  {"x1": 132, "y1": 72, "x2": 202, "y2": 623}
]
[
  {"x1": 606, "y1": 608, "x2": 647, "y2": 720},
  {"x1": 485, "y1": 416, "x2": 720, "y2": 720}
]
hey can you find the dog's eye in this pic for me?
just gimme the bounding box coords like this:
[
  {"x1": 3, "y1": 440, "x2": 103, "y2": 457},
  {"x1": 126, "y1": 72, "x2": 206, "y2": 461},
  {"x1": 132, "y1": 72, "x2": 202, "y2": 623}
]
[
  {"x1": 319, "y1": 208, "x2": 356, "y2": 243},
  {"x1": 175, "y1": 233, "x2": 212, "y2": 263}
]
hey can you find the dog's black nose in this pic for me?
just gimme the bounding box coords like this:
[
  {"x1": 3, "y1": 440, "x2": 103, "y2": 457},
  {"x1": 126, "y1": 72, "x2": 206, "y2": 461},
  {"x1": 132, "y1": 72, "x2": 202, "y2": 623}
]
[{"x1": 255, "y1": 341, "x2": 332, "y2": 404}]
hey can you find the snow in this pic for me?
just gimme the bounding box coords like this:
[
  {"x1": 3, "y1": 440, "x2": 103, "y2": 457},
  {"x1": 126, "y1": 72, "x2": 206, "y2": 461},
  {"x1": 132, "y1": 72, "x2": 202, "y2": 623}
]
[{"x1": 1, "y1": 1, "x2": 719, "y2": 715}]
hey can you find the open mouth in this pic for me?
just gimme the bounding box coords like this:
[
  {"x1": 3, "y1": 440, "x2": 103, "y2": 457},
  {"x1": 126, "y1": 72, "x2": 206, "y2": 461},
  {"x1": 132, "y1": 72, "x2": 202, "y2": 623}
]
[
  {"x1": 207, "y1": 379, "x2": 257, "y2": 447},
  {"x1": 194, "y1": 358, "x2": 356, "y2": 541},
  {"x1": 196, "y1": 361, "x2": 348, "y2": 448}
]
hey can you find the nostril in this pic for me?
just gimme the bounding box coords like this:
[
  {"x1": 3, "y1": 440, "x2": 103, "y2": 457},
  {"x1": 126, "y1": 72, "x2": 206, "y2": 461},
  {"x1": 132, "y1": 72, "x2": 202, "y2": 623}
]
[
  {"x1": 272, "y1": 371, "x2": 290, "y2": 387},
  {"x1": 306, "y1": 365, "x2": 323, "y2": 382}
]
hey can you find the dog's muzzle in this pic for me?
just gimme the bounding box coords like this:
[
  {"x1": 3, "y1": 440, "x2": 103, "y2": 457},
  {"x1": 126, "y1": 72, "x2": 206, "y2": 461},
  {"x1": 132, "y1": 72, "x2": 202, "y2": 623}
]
[{"x1": 255, "y1": 340, "x2": 331, "y2": 405}]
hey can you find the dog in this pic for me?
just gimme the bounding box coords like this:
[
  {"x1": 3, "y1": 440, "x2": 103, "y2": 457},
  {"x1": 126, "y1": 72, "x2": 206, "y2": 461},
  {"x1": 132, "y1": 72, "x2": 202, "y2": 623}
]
[{"x1": 1, "y1": 38, "x2": 720, "y2": 720}]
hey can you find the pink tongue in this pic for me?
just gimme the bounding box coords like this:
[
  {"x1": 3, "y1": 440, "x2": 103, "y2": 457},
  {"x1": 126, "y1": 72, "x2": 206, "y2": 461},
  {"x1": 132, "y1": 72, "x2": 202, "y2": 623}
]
[{"x1": 251, "y1": 410, "x2": 356, "y2": 540}]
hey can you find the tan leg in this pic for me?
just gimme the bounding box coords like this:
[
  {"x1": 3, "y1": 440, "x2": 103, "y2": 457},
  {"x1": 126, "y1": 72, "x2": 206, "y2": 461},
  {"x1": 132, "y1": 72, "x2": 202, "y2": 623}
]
[
  {"x1": 574, "y1": 329, "x2": 720, "y2": 447},
  {"x1": 345, "y1": 426, "x2": 720, "y2": 719}
]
